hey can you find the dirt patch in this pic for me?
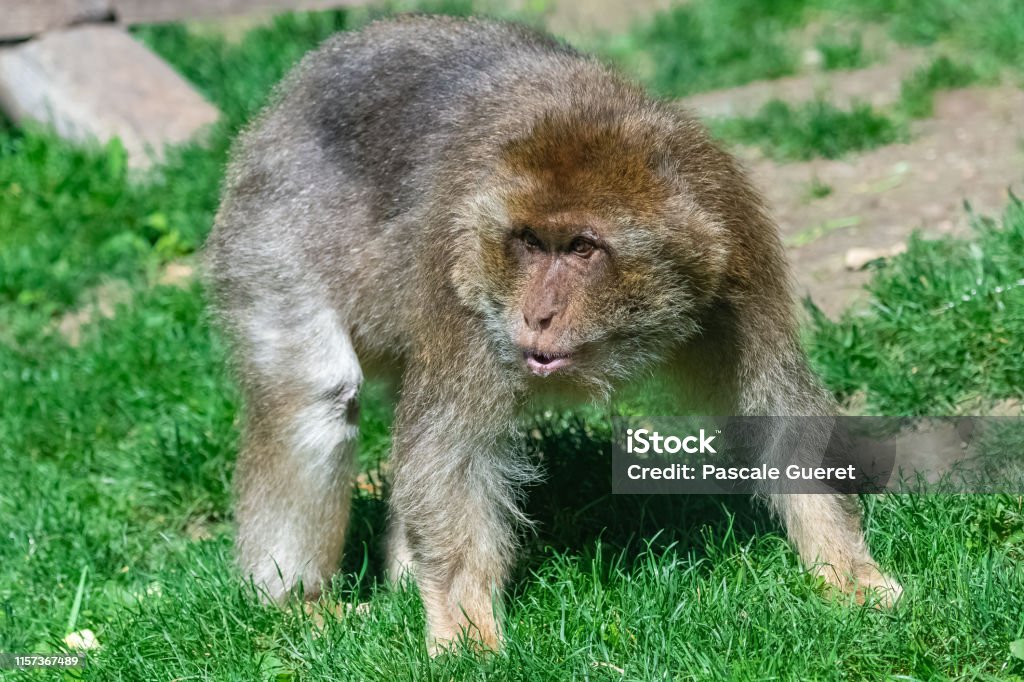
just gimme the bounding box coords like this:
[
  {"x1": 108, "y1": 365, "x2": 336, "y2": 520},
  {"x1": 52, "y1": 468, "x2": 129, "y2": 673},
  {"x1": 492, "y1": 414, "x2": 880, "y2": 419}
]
[
  {"x1": 157, "y1": 260, "x2": 195, "y2": 288},
  {"x1": 511, "y1": 0, "x2": 674, "y2": 40},
  {"x1": 682, "y1": 48, "x2": 927, "y2": 119},
  {"x1": 56, "y1": 279, "x2": 133, "y2": 347},
  {"x1": 742, "y1": 86, "x2": 1024, "y2": 317}
]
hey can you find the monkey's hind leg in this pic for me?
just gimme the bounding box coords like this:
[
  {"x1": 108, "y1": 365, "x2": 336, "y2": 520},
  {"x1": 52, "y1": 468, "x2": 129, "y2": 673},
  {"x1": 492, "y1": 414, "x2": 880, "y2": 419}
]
[
  {"x1": 770, "y1": 492, "x2": 903, "y2": 606},
  {"x1": 232, "y1": 304, "x2": 362, "y2": 602},
  {"x1": 724, "y1": 337, "x2": 902, "y2": 607},
  {"x1": 755, "y1": 413, "x2": 902, "y2": 605}
]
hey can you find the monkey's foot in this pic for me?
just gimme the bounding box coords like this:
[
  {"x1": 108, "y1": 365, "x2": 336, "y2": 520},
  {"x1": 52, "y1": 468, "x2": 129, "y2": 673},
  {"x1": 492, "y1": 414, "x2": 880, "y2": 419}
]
[
  {"x1": 426, "y1": 622, "x2": 501, "y2": 657},
  {"x1": 821, "y1": 563, "x2": 903, "y2": 608},
  {"x1": 851, "y1": 564, "x2": 903, "y2": 607}
]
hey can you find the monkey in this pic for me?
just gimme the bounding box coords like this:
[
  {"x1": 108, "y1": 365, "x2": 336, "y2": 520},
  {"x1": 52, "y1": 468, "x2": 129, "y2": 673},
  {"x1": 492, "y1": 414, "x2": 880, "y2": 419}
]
[{"x1": 205, "y1": 15, "x2": 902, "y2": 653}]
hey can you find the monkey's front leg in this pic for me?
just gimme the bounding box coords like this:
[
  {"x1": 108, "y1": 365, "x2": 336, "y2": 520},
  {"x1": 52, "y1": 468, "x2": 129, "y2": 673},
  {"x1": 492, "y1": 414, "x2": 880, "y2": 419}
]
[{"x1": 388, "y1": 406, "x2": 524, "y2": 654}]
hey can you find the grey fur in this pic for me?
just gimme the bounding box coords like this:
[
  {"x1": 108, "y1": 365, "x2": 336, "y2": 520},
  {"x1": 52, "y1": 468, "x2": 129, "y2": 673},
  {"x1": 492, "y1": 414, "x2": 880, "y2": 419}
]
[{"x1": 206, "y1": 16, "x2": 900, "y2": 652}]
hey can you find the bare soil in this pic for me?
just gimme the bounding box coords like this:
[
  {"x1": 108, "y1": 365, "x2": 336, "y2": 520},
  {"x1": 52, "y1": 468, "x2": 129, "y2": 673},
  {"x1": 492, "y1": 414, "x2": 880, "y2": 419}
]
[
  {"x1": 654, "y1": 24, "x2": 1024, "y2": 318},
  {"x1": 748, "y1": 86, "x2": 1024, "y2": 317}
]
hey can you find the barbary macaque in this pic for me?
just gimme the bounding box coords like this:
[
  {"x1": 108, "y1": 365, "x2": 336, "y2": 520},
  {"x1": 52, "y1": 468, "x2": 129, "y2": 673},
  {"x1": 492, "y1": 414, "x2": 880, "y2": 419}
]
[{"x1": 206, "y1": 15, "x2": 901, "y2": 652}]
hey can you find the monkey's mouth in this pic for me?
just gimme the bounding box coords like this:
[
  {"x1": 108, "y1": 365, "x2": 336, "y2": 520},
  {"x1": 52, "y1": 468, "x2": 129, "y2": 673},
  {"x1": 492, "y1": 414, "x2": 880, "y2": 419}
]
[{"x1": 524, "y1": 350, "x2": 573, "y2": 376}]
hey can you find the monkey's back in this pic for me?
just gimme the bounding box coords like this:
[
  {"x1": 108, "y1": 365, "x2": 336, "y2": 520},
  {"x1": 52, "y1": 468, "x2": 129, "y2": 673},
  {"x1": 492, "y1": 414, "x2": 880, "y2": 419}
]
[{"x1": 207, "y1": 16, "x2": 653, "y2": 353}]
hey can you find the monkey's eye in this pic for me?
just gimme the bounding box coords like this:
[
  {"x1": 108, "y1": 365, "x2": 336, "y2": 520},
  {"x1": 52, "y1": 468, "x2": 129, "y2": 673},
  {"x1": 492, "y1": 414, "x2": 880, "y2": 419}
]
[
  {"x1": 569, "y1": 237, "x2": 595, "y2": 258},
  {"x1": 521, "y1": 229, "x2": 543, "y2": 250}
]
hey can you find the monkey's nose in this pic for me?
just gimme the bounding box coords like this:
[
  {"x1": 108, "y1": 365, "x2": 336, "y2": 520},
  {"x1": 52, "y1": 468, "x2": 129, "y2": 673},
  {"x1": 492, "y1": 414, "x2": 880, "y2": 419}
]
[{"x1": 524, "y1": 311, "x2": 555, "y2": 332}]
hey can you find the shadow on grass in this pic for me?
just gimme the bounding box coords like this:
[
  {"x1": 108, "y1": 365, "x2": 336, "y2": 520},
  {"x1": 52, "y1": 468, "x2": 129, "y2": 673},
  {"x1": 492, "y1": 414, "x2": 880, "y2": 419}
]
[
  {"x1": 514, "y1": 413, "x2": 777, "y2": 588},
  {"x1": 338, "y1": 411, "x2": 782, "y2": 599}
]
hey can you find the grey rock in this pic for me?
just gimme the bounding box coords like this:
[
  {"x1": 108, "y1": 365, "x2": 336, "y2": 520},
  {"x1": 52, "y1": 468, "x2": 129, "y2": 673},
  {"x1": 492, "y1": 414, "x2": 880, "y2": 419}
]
[
  {"x1": 1, "y1": 0, "x2": 111, "y2": 41},
  {"x1": 0, "y1": 25, "x2": 219, "y2": 167}
]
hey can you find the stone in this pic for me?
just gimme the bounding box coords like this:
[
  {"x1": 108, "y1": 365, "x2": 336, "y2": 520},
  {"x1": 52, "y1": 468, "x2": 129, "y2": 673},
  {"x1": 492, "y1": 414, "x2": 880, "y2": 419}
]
[
  {"x1": 158, "y1": 261, "x2": 195, "y2": 287},
  {"x1": 64, "y1": 629, "x2": 100, "y2": 651},
  {"x1": 844, "y1": 243, "x2": 907, "y2": 270},
  {"x1": 112, "y1": 0, "x2": 359, "y2": 24},
  {"x1": 1, "y1": 0, "x2": 111, "y2": 41},
  {"x1": 0, "y1": 25, "x2": 219, "y2": 167}
]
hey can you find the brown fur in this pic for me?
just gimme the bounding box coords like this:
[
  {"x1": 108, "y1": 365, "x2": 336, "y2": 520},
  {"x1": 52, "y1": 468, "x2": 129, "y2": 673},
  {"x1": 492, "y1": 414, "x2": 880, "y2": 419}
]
[{"x1": 206, "y1": 16, "x2": 901, "y2": 653}]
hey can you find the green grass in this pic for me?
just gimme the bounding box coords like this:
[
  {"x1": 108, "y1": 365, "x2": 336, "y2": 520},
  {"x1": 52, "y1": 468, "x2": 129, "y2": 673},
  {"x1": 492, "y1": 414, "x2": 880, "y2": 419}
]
[
  {"x1": 134, "y1": 11, "x2": 350, "y2": 126},
  {"x1": 806, "y1": 176, "x2": 834, "y2": 200},
  {"x1": 816, "y1": 30, "x2": 870, "y2": 71},
  {"x1": 711, "y1": 99, "x2": 906, "y2": 161},
  {"x1": 2, "y1": 4, "x2": 1024, "y2": 680},
  {"x1": 613, "y1": 0, "x2": 1009, "y2": 162},
  {"x1": 898, "y1": 55, "x2": 981, "y2": 119},
  {"x1": 831, "y1": 0, "x2": 1024, "y2": 71},
  {"x1": 706, "y1": 55, "x2": 982, "y2": 162},
  {"x1": 2, "y1": 270, "x2": 1023, "y2": 677},
  {"x1": 611, "y1": 0, "x2": 809, "y2": 97},
  {"x1": 615, "y1": 0, "x2": 1024, "y2": 99},
  {"x1": 807, "y1": 196, "x2": 1024, "y2": 416},
  {"x1": 1, "y1": 11, "x2": 355, "y2": 338}
]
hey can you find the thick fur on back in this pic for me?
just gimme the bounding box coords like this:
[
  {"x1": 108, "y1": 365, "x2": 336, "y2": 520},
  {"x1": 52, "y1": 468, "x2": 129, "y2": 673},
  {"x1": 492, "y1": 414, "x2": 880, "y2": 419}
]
[
  {"x1": 207, "y1": 15, "x2": 791, "y2": 385},
  {"x1": 206, "y1": 15, "x2": 901, "y2": 647}
]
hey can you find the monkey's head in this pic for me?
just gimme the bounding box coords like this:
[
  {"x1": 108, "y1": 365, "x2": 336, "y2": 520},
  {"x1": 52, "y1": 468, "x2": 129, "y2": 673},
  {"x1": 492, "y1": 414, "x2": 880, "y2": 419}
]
[{"x1": 451, "y1": 110, "x2": 732, "y2": 395}]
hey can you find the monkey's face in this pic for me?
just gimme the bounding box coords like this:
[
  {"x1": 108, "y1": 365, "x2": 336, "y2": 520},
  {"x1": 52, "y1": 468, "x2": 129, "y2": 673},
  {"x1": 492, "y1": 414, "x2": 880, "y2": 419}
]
[
  {"x1": 451, "y1": 116, "x2": 730, "y2": 392},
  {"x1": 457, "y1": 192, "x2": 723, "y2": 393},
  {"x1": 506, "y1": 216, "x2": 614, "y2": 377},
  {"x1": 495, "y1": 209, "x2": 710, "y2": 386}
]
